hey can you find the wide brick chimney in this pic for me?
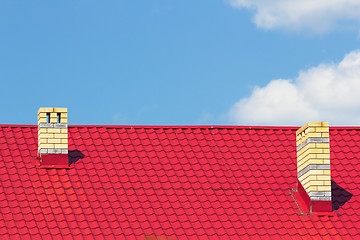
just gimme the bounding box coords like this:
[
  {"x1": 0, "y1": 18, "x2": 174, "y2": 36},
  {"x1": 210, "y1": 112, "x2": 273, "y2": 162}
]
[
  {"x1": 38, "y1": 107, "x2": 69, "y2": 168},
  {"x1": 296, "y1": 122, "x2": 332, "y2": 213}
]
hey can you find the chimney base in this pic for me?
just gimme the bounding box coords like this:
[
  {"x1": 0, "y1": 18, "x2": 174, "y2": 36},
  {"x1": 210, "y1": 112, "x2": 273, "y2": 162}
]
[
  {"x1": 311, "y1": 200, "x2": 332, "y2": 213},
  {"x1": 293, "y1": 180, "x2": 333, "y2": 215},
  {"x1": 40, "y1": 154, "x2": 69, "y2": 169}
]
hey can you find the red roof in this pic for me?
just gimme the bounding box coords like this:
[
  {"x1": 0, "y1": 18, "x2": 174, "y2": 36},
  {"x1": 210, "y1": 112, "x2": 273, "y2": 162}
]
[{"x1": 0, "y1": 125, "x2": 359, "y2": 239}]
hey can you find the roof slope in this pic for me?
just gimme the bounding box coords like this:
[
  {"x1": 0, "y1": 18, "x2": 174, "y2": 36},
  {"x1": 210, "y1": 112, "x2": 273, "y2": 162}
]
[{"x1": 0, "y1": 125, "x2": 359, "y2": 239}]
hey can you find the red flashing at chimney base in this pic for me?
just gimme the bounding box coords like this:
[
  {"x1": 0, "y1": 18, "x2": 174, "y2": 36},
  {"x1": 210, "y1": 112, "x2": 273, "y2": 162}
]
[
  {"x1": 312, "y1": 200, "x2": 332, "y2": 213},
  {"x1": 293, "y1": 180, "x2": 333, "y2": 215},
  {"x1": 40, "y1": 154, "x2": 69, "y2": 169},
  {"x1": 297, "y1": 179, "x2": 311, "y2": 210}
]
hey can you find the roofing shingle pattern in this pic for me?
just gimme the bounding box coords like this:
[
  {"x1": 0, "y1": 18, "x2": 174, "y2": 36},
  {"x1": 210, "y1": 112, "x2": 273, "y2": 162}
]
[{"x1": 0, "y1": 125, "x2": 359, "y2": 239}]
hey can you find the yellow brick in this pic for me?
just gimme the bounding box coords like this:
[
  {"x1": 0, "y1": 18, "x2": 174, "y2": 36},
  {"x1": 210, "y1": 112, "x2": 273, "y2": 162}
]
[
  {"x1": 321, "y1": 132, "x2": 329, "y2": 138},
  {"x1": 308, "y1": 132, "x2": 322, "y2": 138},
  {"x1": 308, "y1": 185, "x2": 318, "y2": 192},
  {"x1": 298, "y1": 156, "x2": 309, "y2": 166},
  {"x1": 39, "y1": 133, "x2": 54, "y2": 139},
  {"x1": 59, "y1": 113, "x2": 68, "y2": 118},
  {"x1": 296, "y1": 127, "x2": 304, "y2": 136},
  {"x1": 297, "y1": 153, "x2": 305, "y2": 162},
  {"x1": 297, "y1": 147, "x2": 304, "y2": 155},
  {"x1": 38, "y1": 118, "x2": 47, "y2": 123},
  {"x1": 321, "y1": 122, "x2": 329, "y2": 127},
  {"x1": 323, "y1": 149, "x2": 330, "y2": 154},
  {"x1": 50, "y1": 113, "x2": 57, "y2": 118},
  {"x1": 54, "y1": 108, "x2": 67, "y2": 113},
  {"x1": 296, "y1": 126, "x2": 307, "y2": 136},
  {"x1": 304, "y1": 127, "x2": 309, "y2": 134},
  {"x1": 316, "y1": 153, "x2": 330, "y2": 159},
  {"x1": 55, "y1": 134, "x2": 67, "y2": 138},
  {"x1": 48, "y1": 138, "x2": 61, "y2": 144},
  {"x1": 298, "y1": 140, "x2": 305, "y2": 146},
  {"x1": 305, "y1": 176, "x2": 317, "y2": 185},
  {"x1": 298, "y1": 149, "x2": 314, "y2": 160},
  {"x1": 307, "y1": 127, "x2": 316, "y2": 133},
  {"x1": 38, "y1": 112, "x2": 46, "y2": 118},
  {"x1": 324, "y1": 180, "x2": 331, "y2": 186},
  {"x1": 312, "y1": 181, "x2": 324, "y2": 185},
  {"x1": 60, "y1": 118, "x2": 68, "y2": 124},
  {"x1": 39, "y1": 138, "x2": 47, "y2": 144},
  {"x1": 323, "y1": 159, "x2": 330, "y2": 164},
  {"x1": 61, "y1": 138, "x2": 68, "y2": 144},
  {"x1": 298, "y1": 147, "x2": 310, "y2": 157},
  {"x1": 299, "y1": 171, "x2": 310, "y2": 181},
  {"x1": 47, "y1": 128, "x2": 61, "y2": 133},
  {"x1": 303, "y1": 177, "x2": 314, "y2": 187},
  {"x1": 315, "y1": 127, "x2": 329, "y2": 133},
  {"x1": 300, "y1": 175, "x2": 316, "y2": 185},
  {"x1": 39, "y1": 143, "x2": 54, "y2": 148},
  {"x1": 298, "y1": 156, "x2": 310, "y2": 166},
  {"x1": 297, "y1": 152, "x2": 304, "y2": 161},
  {"x1": 38, "y1": 128, "x2": 47, "y2": 134},
  {"x1": 315, "y1": 143, "x2": 329, "y2": 149},
  {"x1": 299, "y1": 153, "x2": 311, "y2": 162},
  {"x1": 60, "y1": 129, "x2": 67, "y2": 133},
  {"x1": 38, "y1": 107, "x2": 53, "y2": 114},
  {"x1": 297, "y1": 160, "x2": 308, "y2": 169},
  {"x1": 309, "y1": 159, "x2": 325, "y2": 164},
  {"x1": 317, "y1": 186, "x2": 331, "y2": 191},
  {"x1": 299, "y1": 174, "x2": 307, "y2": 183},
  {"x1": 310, "y1": 170, "x2": 324, "y2": 175},
  {"x1": 317, "y1": 175, "x2": 331, "y2": 181},
  {"x1": 303, "y1": 181, "x2": 310, "y2": 190},
  {"x1": 307, "y1": 122, "x2": 324, "y2": 127},
  {"x1": 54, "y1": 144, "x2": 67, "y2": 149},
  {"x1": 309, "y1": 142, "x2": 317, "y2": 148},
  {"x1": 324, "y1": 170, "x2": 331, "y2": 175},
  {"x1": 50, "y1": 117, "x2": 57, "y2": 123},
  {"x1": 310, "y1": 149, "x2": 324, "y2": 154},
  {"x1": 298, "y1": 163, "x2": 308, "y2": 173}
]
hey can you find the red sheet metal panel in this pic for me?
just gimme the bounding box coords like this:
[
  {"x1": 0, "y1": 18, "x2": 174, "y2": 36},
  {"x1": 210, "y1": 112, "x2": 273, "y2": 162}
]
[
  {"x1": 0, "y1": 125, "x2": 358, "y2": 239},
  {"x1": 40, "y1": 154, "x2": 69, "y2": 168}
]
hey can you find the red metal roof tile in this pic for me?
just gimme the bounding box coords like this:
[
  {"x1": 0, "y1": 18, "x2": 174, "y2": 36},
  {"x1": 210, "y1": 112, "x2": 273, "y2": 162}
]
[{"x1": 0, "y1": 125, "x2": 359, "y2": 238}]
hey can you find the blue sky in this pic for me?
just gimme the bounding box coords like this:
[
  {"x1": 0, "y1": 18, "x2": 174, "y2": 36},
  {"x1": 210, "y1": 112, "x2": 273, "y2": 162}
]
[{"x1": 1, "y1": 0, "x2": 360, "y2": 126}]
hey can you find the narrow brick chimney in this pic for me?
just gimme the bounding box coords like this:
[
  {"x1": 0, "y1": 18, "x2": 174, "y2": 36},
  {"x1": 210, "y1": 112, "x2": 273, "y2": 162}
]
[
  {"x1": 296, "y1": 122, "x2": 332, "y2": 213},
  {"x1": 38, "y1": 107, "x2": 69, "y2": 168}
]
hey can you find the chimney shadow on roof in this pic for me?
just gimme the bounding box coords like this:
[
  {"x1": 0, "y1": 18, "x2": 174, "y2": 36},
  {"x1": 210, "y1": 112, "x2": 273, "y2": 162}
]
[
  {"x1": 332, "y1": 180, "x2": 353, "y2": 211},
  {"x1": 68, "y1": 150, "x2": 85, "y2": 166}
]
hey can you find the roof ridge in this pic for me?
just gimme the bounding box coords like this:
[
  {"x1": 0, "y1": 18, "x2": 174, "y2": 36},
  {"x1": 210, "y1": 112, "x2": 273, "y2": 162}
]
[
  {"x1": 0, "y1": 124, "x2": 300, "y2": 130},
  {"x1": 1, "y1": 124, "x2": 360, "y2": 130}
]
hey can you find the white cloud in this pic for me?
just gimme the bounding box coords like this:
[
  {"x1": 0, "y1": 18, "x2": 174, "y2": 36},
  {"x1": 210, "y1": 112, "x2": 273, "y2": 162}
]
[
  {"x1": 228, "y1": 0, "x2": 360, "y2": 33},
  {"x1": 228, "y1": 50, "x2": 360, "y2": 126}
]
